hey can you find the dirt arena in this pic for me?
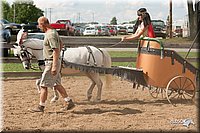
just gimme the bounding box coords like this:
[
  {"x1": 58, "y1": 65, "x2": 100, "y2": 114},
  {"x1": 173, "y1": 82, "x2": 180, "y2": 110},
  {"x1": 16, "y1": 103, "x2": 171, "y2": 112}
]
[{"x1": 2, "y1": 76, "x2": 199, "y2": 132}]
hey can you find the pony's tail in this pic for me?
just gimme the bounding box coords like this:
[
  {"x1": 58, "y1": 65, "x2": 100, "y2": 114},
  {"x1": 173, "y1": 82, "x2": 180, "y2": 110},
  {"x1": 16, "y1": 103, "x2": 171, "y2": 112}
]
[
  {"x1": 100, "y1": 48, "x2": 112, "y2": 89},
  {"x1": 105, "y1": 74, "x2": 112, "y2": 89}
]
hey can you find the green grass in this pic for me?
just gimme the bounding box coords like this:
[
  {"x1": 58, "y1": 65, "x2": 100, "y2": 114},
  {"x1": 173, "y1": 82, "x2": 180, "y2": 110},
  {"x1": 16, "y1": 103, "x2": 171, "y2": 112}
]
[
  {"x1": 109, "y1": 51, "x2": 137, "y2": 57},
  {"x1": 112, "y1": 62, "x2": 136, "y2": 67},
  {"x1": 162, "y1": 37, "x2": 193, "y2": 44},
  {"x1": 177, "y1": 52, "x2": 198, "y2": 58},
  {"x1": 2, "y1": 63, "x2": 42, "y2": 72},
  {"x1": 108, "y1": 51, "x2": 198, "y2": 58}
]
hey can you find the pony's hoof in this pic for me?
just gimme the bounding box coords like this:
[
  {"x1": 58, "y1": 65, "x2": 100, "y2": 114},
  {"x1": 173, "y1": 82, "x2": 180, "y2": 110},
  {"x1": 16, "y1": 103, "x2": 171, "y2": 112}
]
[
  {"x1": 87, "y1": 96, "x2": 92, "y2": 101},
  {"x1": 50, "y1": 96, "x2": 59, "y2": 103},
  {"x1": 95, "y1": 99, "x2": 101, "y2": 103}
]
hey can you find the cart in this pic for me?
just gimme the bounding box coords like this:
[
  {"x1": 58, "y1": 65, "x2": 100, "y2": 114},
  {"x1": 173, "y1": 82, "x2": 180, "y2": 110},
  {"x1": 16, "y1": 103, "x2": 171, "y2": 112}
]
[
  {"x1": 63, "y1": 37, "x2": 199, "y2": 106},
  {"x1": 135, "y1": 37, "x2": 199, "y2": 106}
]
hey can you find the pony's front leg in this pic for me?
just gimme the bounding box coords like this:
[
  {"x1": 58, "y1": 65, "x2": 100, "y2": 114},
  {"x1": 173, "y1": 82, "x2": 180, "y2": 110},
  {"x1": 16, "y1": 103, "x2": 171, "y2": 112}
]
[
  {"x1": 36, "y1": 79, "x2": 41, "y2": 93},
  {"x1": 50, "y1": 87, "x2": 59, "y2": 103}
]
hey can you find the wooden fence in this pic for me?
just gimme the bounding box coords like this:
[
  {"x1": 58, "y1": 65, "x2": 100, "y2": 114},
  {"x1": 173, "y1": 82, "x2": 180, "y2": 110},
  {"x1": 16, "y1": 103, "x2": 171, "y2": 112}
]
[{"x1": 2, "y1": 37, "x2": 198, "y2": 78}]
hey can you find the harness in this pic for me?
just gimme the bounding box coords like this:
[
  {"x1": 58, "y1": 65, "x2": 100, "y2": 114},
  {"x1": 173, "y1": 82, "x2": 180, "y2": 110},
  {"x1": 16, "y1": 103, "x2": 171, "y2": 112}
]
[
  {"x1": 86, "y1": 46, "x2": 97, "y2": 66},
  {"x1": 60, "y1": 46, "x2": 67, "y2": 73},
  {"x1": 85, "y1": 46, "x2": 104, "y2": 66}
]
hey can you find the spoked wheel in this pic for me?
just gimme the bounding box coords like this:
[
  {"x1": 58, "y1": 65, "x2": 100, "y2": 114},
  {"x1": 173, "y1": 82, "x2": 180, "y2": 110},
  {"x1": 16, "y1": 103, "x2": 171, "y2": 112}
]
[
  {"x1": 166, "y1": 76, "x2": 195, "y2": 106},
  {"x1": 149, "y1": 86, "x2": 166, "y2": 98}
]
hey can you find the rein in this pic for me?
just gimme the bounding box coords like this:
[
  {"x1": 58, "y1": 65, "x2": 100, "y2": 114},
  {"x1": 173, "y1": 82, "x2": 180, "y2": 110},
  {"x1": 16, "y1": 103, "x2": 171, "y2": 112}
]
[{"x1": 107, "y1": 41, "x2": 123, "y2": 48}]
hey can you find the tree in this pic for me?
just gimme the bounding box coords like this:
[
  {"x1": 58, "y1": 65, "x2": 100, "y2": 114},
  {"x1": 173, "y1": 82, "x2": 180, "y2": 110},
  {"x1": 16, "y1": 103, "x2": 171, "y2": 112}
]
[
  {"x1": 110, "y1": 17, "x2": 117, "y2": 25},
  {"x1": 187, "y1": 0, "x2": 199, "y2": 39},
  {"x1": 2, "y1": 0, "x2": 11, "y2": 20},
  {"x1": 1, "y1": 0, "x2": 43, "y2": 23},
  {"x1": 129, "y1": 19, "x2": 137, "y2": 24}
]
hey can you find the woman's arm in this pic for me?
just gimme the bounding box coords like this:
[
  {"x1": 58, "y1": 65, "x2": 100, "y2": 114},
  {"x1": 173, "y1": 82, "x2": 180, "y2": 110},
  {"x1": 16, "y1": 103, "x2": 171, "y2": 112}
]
[{"x1": 122, "y1": 26, "x2": 148, "y2": 41}]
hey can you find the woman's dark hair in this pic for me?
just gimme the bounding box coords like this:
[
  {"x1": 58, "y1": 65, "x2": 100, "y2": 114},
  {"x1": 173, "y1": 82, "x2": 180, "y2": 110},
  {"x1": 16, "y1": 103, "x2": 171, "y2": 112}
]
[{"x1": 133, "y1": 8, "x2": 152, "y2": 33}]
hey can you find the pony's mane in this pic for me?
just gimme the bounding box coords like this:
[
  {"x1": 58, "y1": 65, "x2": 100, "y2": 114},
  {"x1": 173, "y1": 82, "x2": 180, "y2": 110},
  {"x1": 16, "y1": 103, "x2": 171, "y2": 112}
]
[{"x1": 23, "y1": 39, "x2": 43, "y2": 49}]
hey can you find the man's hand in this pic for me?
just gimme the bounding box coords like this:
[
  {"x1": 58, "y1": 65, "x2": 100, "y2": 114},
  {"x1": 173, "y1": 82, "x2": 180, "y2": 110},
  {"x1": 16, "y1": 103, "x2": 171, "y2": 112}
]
[{"x1": 51, "y1": 67, "x2": 57, "y2": 76}]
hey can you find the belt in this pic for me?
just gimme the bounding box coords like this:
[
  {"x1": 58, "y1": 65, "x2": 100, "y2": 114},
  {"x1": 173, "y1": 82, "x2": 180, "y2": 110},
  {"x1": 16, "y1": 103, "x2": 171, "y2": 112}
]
[{"x1": 44, "y1": 59, "x2": 53, "y2": 61}]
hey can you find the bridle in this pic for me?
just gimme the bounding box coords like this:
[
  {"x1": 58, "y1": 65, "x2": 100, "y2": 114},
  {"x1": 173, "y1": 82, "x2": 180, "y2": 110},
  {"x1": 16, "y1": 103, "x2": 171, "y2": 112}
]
[{"x1": 19, "y1": 46, "x2": 43, "y2": 70}]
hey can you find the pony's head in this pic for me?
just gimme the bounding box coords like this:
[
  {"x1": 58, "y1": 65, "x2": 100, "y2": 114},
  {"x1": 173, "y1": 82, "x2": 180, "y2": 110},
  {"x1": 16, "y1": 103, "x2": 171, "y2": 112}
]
[
  {"x1": 16, "y1": 29, "x2": 28, "y2": 45},
  {"x1": 13, "y1": 45, "x2": 33, "y2": 69}
]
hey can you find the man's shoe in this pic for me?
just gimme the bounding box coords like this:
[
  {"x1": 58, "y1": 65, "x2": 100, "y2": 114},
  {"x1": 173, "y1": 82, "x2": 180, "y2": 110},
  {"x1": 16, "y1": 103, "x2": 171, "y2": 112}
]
[
  {"x1": 28, "y1": 105, "x2": 44, "y2": 112},
  {"x1": 61, "y1": 99, "x2": 75, "y2": 111}
]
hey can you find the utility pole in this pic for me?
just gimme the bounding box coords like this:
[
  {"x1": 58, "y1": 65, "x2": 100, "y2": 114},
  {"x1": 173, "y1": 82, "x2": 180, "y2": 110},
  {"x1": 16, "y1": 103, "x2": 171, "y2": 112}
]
[
  {"x1": 49, "y1": 8, "x2": 52, "y2": 23},
  {"x1": 44, "y1": 8, "x2": 47, "y2": 17},
  {"x1": 78, "y1": 12, "x2": 81, "y2": 23},
  {"x1": 13, "y1": 3, "x2": 16, "y2": 22},
  {"x1": 92, "y1": 12, "x2": 94, "y2": 22},
  {"x1": 169, "y1": 0, "x2": 173, "y2": 38}
]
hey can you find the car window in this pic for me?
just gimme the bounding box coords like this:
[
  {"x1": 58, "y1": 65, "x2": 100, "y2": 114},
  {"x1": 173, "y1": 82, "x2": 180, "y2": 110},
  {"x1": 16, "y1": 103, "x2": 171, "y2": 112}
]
[
  {"x1": 86, "y1": 27, "x2": 95, "y2": 30},
  {"x1": 152, "y1": 21, "x2": 165, "y2": 27},
  {"x1": 27, "y1": 34, "x2": 44, "y2": 40},
  {"x1": 0, "y1": 19, "x2": 10, "y2": 24}
]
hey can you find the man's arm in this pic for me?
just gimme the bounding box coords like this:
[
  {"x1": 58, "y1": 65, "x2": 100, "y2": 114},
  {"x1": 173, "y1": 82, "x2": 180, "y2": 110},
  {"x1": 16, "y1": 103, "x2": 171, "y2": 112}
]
[{"x1": 52, "y1": 48, "x2": 60, "y2": 75}]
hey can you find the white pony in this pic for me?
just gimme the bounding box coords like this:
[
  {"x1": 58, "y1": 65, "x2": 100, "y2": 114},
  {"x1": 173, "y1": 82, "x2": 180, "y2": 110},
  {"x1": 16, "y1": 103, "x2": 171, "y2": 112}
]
[{"x1": 13, "y1": 31, "x2": 112, "y2": 102}]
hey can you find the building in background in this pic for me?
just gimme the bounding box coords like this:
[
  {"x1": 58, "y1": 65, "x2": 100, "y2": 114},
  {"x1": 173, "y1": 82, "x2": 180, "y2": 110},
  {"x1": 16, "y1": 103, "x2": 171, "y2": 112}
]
[{"x1": 182, "y1": 15, "x2": 190, "y2": 37}]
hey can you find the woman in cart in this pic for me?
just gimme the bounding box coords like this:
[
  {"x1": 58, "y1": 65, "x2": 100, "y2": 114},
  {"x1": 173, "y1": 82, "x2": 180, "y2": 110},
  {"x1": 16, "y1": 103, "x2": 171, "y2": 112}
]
[{"x1": 121, "y1": 8, "x2": 155, "y2": 41}]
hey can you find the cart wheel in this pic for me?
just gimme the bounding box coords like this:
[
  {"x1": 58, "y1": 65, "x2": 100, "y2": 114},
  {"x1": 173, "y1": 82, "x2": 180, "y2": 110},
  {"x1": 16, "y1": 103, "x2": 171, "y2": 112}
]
[
  {"x1": 149, "y1": 86, "x2": 166, "y2": 98},
  {"x1": 166, "y1": 76, "x2": 195, "y2": 106}
]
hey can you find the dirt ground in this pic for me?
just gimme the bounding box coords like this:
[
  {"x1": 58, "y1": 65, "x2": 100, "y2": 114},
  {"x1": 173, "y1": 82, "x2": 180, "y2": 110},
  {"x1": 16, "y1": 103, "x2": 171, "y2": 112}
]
[{"x1": 2, "y1": 76, "x2": 199, "y2": 132}]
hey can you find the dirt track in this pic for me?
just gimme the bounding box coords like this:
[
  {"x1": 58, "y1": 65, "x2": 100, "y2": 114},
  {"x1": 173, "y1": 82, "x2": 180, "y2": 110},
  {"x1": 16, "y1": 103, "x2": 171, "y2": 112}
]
[{"x1": 2, "y1": 76, "x2": 199, "y2": 132}]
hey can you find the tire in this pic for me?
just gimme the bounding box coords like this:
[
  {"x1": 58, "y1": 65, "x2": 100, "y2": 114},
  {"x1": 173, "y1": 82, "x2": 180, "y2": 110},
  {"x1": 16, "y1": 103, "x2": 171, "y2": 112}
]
[{"x1": 3, "y1": 48, "x2": 9, "y2": 57}]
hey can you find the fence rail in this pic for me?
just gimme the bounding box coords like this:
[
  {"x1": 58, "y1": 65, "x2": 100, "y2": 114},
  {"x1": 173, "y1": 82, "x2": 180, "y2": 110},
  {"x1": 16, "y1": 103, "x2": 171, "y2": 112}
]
[
  {"x1": 1, "y1": 57, "x2": 198, "y2": 63},
  {"x1": 2, "y1": 36, "x2": 199, "y2": 49}
]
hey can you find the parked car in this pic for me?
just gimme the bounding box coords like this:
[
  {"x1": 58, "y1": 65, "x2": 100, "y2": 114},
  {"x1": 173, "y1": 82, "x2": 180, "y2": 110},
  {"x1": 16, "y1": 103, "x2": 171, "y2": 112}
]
[
  {"x1": 117, "y1": 26, "x2": 128, "y2": 35},
  {"x1": 0, "y1": 19, "x2": 21, "y2": 35},
  {"x1": 174, "y1": 26, "x2": 183, "y2": 37},
  {"x1": 27, "y1": 32, "x2": 45, "y2": 40},
  {"x1": 23, "y1": 22, "x2": 41, "y2": 33},
  {"x1": 1, "y1": 23, "x2": 11, "y2": 57},
  {"x1": 50, "y1": 19, "x2": 75, "y2": 36},
  {"x1": 127, "y1": 26, "x2": 134, "y2": 33},
  {"x1": 107, "y1": 25, "x2": 117, "y2": 36},
  {"x1": 151, "y1": 20, "x2": 167, "y2": 39},
  {"x1": 0, "y1": 23, "x2": 11, "y2": 43},
  {"x1": 83, "y1": 27, "x2": 98, "y2": 36},
  {"x1": 74, "y1": 26, "x2": 84, "y2": 36},
  {"x1": 98, "y1": 26, "x2": 110, "y2": 36}
]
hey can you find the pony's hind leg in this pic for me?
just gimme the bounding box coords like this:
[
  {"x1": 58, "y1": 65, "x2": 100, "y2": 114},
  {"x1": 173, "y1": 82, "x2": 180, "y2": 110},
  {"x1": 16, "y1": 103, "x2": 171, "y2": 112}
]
[
  {"x1": 86, "y1": 73, "x2": 96, "y2": 101},
  {"x1": 89, "y1": 73, "x2": 103, "y2": 102}
]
